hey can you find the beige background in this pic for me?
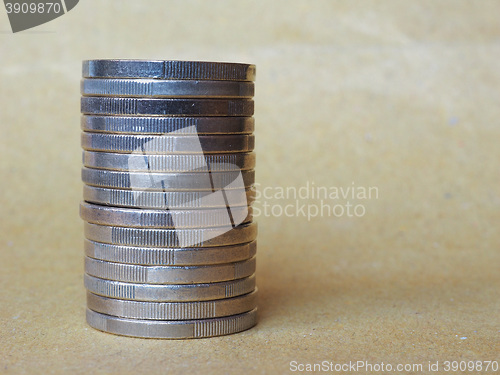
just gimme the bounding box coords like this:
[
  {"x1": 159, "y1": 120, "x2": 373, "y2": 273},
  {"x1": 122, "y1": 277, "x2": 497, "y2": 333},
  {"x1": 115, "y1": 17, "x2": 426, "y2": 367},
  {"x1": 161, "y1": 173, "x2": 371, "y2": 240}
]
[{"x1": 1, "y1": 1, "x2": 499, "y2": 374}]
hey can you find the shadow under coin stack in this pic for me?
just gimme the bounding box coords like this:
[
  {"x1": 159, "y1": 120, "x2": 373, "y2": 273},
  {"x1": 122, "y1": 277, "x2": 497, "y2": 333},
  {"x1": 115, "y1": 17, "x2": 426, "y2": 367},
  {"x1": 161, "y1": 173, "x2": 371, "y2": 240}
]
[{"x1": 80, "y1": 60, "x2": 257, "y2": 339}]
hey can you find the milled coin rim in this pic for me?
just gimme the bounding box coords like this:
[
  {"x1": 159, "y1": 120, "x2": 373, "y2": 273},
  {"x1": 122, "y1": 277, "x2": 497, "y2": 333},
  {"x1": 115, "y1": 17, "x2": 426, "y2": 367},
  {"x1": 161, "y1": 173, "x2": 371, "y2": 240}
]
[
  {"x1": 83, "y1": 221, "x2": 258, "y2": 247},
  {"x1": 84, "y1": 256, "x2": 256, "y2": 284},
  {"x1": 82, "y1": 151, "x2": 256, "y2": 171},
  {"x1": 80, "y1": 116, "x2": 255, "y2": 134},
  {"x1": 81, "y1": 133, "x2": 255, "y2": 154},
  {"x1": 81, "y1": 168, "x2": 255, "y2": 191},
  {"x1": 81, "y1": 78, "x2": 254, "y2": 98},
  {"x1": 86, "y1": 289, "x2": 258, "y2": 320},
  {"x1": 82, "y1": 185, "x2": 255, "y2": 209},
  {"x1": 84, "y1": 239, "x2": 257, "y2": 266},
  {"x1": 84, "y1": 273, "x2": 256, "y2": 302},
  {"x1": 82, "y1": 60, "x2": 256, "y2": 82},
  {"x1": 80, "y1": 201, "x2": 253, "y2": 229},
  {"x1": 81, "y1": 97, "x2": 254, "y2": 116},
  {"x1": 85, "y1": 307, "x2": 258, "y2": 339}
]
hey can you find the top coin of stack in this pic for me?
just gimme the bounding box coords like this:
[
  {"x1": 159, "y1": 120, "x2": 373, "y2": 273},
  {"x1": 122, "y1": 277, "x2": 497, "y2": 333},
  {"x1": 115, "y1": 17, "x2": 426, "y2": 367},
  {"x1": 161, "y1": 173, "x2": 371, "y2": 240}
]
[{"x1": 80, "y1": 60, "x2": 257, "y2": 339}]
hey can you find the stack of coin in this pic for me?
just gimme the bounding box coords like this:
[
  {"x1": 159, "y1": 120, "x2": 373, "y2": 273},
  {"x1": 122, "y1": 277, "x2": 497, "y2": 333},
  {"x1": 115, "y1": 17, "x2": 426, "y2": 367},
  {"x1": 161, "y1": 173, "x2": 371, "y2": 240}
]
[{"x1": 80, "y1": 60, "x2": 257, "y2": 339}]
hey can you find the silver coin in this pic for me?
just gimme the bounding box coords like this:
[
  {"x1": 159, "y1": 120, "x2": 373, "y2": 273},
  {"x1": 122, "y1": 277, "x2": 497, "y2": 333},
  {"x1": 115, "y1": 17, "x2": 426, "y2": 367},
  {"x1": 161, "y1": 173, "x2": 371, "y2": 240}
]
[
  {"x1": 83, "y1": 60, "x2": 256, "y2": 81},
  {"x1": 83, "y1": 151, "x2": 256, "y2": 172},
  {"x1": 86, "y1": 289, "x2": 258, "y2": 320},
  {"x1": 81, "y1": 116, "x2": 254, "y2": 135},
  {"x1": 84, "y1": 273, "x2": 256, "y2": 302},
  {"x1": 83, "y1": 185, "x2": 255, "y2": 209},
  {"x1": 81, "y1": 79, "x2": 254, "y2": 98},
  {"x1": 81, "y1": 168, "x2": 255, "y2": 191},
  {"x1": 81, "y1": 133, "x2": 255, "y2": 154},
  {"x1": 86, "y1": 307, "x2": 257, "y2": 339},
  {"x1": 84, "y1": 239, "x2": 257, "y2": 266},
  {"x1": 81, "y1": 97, "x2": 254, "y2": 116},
  {"x1": 80, "y1": 201, "x2": 252, "y2": 229},
  {"x1": 85, "y1": 256, "x2": 256, "y2": 284},
  {"x1": 84, "y1": 222, "x2": 257, "y2": 248}
]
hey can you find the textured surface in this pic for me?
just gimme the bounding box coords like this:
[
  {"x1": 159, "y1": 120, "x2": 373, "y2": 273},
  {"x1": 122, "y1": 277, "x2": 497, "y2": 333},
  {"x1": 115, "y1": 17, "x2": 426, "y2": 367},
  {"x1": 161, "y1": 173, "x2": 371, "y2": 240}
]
[{"x1": 0, "y1": 0, "x2": 499, "y2": 374}]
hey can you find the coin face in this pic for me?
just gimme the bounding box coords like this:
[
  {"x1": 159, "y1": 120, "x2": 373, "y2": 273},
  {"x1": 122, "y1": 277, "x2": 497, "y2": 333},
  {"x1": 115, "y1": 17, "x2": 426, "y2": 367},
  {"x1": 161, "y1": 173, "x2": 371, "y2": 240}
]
[{"x1": 81, "y1": 59, "x2": 257, "y2": 338}]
